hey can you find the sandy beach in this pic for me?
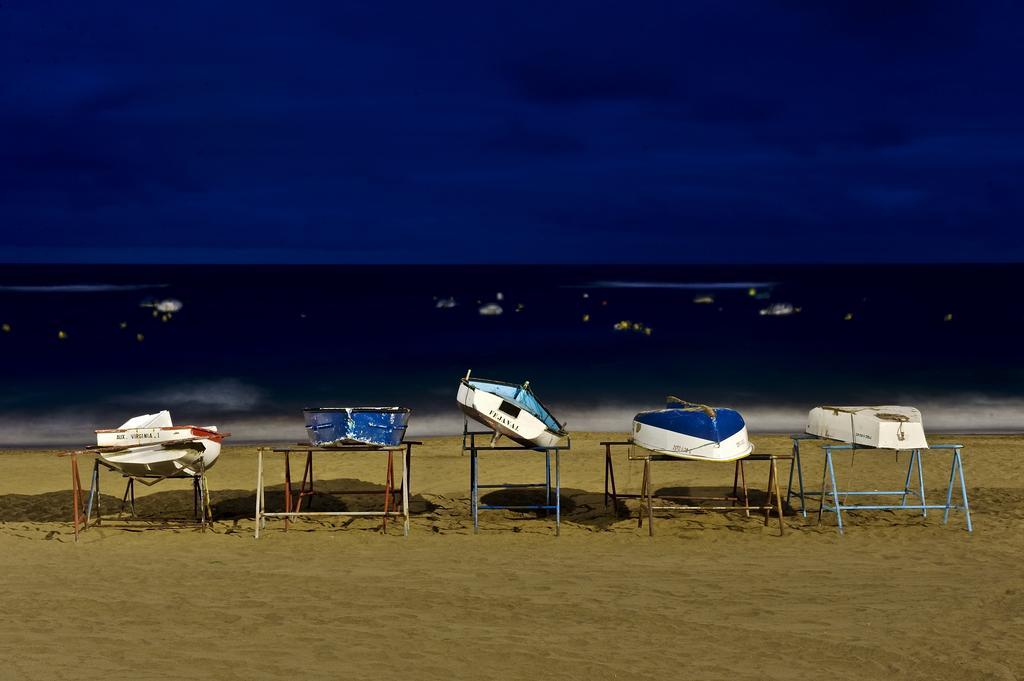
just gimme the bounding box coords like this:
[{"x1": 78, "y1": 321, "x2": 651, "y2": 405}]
[{"x1": 1, "y1": 433, "x2": 1021, "y2": 680}]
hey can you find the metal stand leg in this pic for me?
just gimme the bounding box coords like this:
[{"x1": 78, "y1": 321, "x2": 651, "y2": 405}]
[
  {"x1": 732, "y1": 460, "x2": 740, "y2": 507},
  {"x1": 283, "y1": 452, "x2": 292, "y2": 531},
  {"x1": 956, "y1": 451, "x2": 972, "y2": 532},
  {"x1": 382, "y1": 451, "x2": 394, "y2": 534},
  {"x1": 121, "y1": 479, "x2": 137, "y2": 517},
  {"x1": 739, "y1": 460, "x2": 749, "y2": 517},
  {"x1": 204, "y1": 470, "x2": 212, "y2": 526},
  {"x1": 193, "y1": 476, "x2": 200, "y2": 522},
  {"x1": 816, "y1": 453, "x2": 829, "y2": 527},
  {"x1": 943, "y1": 450, "x2": 956, "y2": 524},
  {"x1": 406, "y1": 442, "x2": 413, "y2": 499},
  {"x1": 772, "y1": 457, "x2": 785, "y2": 536},
  {"x1": 84, "y1": 459, "x2": 100, "y2": 529},
  {"x1": 296, "y1": 452, "x2": 314, "y2": 513},
  {"x1": 402, "y1": 446, "x2": 410, "y2": 537},
  {"x1": 915, "y1": 450, "x2": 927, "y2": 518},
  {"x1": 900, "y1": 451, "x2": 915, "y2": 507},
  {"x1": 71, "y1": 453, "x2": 82, "y2": 541},
  {"x1": 254, "y1": 447, "x2": 264, "y2": 539},
  {"x1": 545, "y1": 451, "x2": 551, "y2": 515},
  {"x1": 604, "y1": 444, "x2": 613, "y2": 508},
  {"x1": 825, "y1": 449, "x2": 844, "y2": 534},
  {"x1": 943, "y1": 449, "x2": 972, "y2": 532},
  {"x1": 787, "y1": 439, "x2": 808, "y2": 517},
  {"x1": 555, "y1": 450, "x2": 561, "y2": 536},
  {"x1": 638, "y1": 457, "x2": 648, "y2": 530},
  {"x1": 471, "y1": 448, "x2": 479, "y2": 534},
  {"x1": 645, "y1": 459, "x2": 654, "y2": 536}
]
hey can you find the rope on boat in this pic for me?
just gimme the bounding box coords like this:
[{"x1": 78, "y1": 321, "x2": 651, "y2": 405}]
[{"x1": 665, "y1": 396, "x2": 716, "y2": 419}]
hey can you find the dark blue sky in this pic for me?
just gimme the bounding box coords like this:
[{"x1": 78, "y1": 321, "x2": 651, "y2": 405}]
[{"x1": 1, "y1": 1, "x2": 1021, "y2": 263}]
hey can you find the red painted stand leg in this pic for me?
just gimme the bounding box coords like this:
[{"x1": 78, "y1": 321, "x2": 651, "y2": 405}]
[{"x1": 295, "y1": 452, "x2": 314, "y2": 512}]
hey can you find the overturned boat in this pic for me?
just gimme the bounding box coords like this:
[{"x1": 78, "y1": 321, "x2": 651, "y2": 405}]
[
  {"x1": 457, "y1": 372, "x2": 566, "y2": 448},
  {"x1": 806, "y1": 406, "x2": 927, "y2": 450},
  {"x1": 633, "y1": 397, "x2": 753, "y2": 461},
  {"x1": 94, "y1": 410, "x2": 227, "y2": 478},
  {"x1": 303, "y1": 407, "x2": 411, "y2": 447}
]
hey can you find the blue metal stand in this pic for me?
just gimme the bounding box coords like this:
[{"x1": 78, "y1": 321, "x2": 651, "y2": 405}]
[
  {"x1": 786, "y1": 433, "x2": 815, "y2": 517},
  {"x1": 817, "y1": 443, "x2": 972, "y2": 534},
  {"x1": 464, "y1": 425, "x2": 569, "y2": 535}
]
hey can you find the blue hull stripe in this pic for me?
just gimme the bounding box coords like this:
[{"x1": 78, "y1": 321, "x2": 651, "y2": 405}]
[{"x1": 634, "y1": 408, "x2": 745, "y2": 443}]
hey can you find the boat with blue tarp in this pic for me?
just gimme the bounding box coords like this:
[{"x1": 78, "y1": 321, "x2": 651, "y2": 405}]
[
  {"x1": 303, "y1": 407, "x2": 411, "y2": 447},
  {"x1": 633, "y1": 397, "x2": 752, "y2": 461},
  {"x1": 457, "y1": 371, "x2": 566, "y2": 448}
]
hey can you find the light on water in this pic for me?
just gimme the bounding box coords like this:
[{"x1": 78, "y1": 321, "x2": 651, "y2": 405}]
[{"x1": 0, "y1": 264, "x2": 1019, "y2": 442}]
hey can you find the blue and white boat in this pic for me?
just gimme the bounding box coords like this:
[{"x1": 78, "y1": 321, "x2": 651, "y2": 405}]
[
  {"x1": 303, "y1": 407, "x2": 411, "y2": 447},
  {"x1": 633, "y1": 398, "x2": 753, "y2": 461},
  {"x1": 456, "y1": 371, "x2": 566, "y2": 448}
]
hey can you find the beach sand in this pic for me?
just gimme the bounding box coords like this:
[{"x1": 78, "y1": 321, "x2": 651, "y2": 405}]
[{"x1": 0, "y1": 433, "x2": 1021, "y2": 680}]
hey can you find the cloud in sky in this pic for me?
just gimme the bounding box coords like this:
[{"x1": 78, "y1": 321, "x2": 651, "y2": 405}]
[{"x1": 1, "y1": 1, "x2": 1021, "y2": 263}]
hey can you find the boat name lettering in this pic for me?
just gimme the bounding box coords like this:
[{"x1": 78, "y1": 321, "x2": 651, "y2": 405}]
[{"x1": 487, "y1": 409, "x2": 520, "y2": 431}]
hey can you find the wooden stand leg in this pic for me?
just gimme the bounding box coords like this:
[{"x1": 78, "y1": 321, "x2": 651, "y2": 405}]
[
  {"x1": 121, "y1": 479, "x2": 137, "y2": 517},
  {"x1": 739, "y1": 461, "x2": 749, "y2": 517},
  {"x1": 71, "y1": 453, "x2": 82, "y2": 542},
  {"x1": 773, "y1": 458, "x2": 785, "y2": 536},
  {"x1": 255, "y1": 448, "x2": 264, "y2": 540},
  {"x1": 295, "y1": 452, "x2": 314, "y2": 513},
  {"x1": 193, "y1": 477, "x2": 199, "y2": 521},
  {"x1": 816, "y1": 455, "x2": 829, "y2": 527},
  {"x1": 284, "y1": 452, "x2": 292, "y2": 531},
  {"x1": 92, "y1": 459, "x2": 102, "y2": 526},
  {"x1": 732, "y1": 460, "x2": 740, "y2": 505},
  {"x1": 645, "y1": 459, "x2": 654, "y2": 536},
  {"x1": 638, "y1": 457, "x2": 648, "y2": 530},
  {"x1": 382, "y1": 451, "x2": 394, "y2": 534},
  {"x1": 402, "y1": 447, "x2": 411, "y2": 537}
]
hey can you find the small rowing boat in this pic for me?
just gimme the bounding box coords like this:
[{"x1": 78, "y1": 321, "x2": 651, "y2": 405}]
[
  {"x1": 633, "y1": 397, "x2": 753, "y2": 461},
  {"x1": 303, "y1": 407, "x2": 411, "y2": 447},
  {"x1": 94, "y1": 410, "x2": 227, "y2": 477},
  {"x1": 456, "y1": 371, "x2": 566, "y2": 448},
  {"x1": 806, "y1": 405, "x2": 927, "y2": 450}
]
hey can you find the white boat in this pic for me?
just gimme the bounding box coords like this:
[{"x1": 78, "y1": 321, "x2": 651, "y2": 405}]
[
  {"x1": 94, "y1": 411, "x2": 228, "y2": 477},
  {"x1": 806, "y1": 406, "x2": 927, "y2": 450},
  {"x1": 478, "y1": 302, "x2": 503, "y2": 316},
  {"x1": 759, "y1": 302, "x2": 800, "y2": 316},
  {"x1": 456, "y1": 373, "x2": 566, "y2": 448},
  {"x1": 633, "y1": 398, "x2": 753, "y2": 461}
]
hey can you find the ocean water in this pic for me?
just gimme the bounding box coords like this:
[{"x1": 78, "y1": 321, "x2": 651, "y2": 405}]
[{"x1": 0, "y1": 264, "x2": 1021, "y2": 445}]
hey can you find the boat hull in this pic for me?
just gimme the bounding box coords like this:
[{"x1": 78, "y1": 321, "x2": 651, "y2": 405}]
[
  {"x1": 98, "y1": 439, "x2": 222, "y2": 478},
  {"x1": 457, "y1": 380, "x2": 564, "y2": 448},
  {"x1": 633, "y1": 407, "x2": 753, "y2": 461},
  {"x1": 95, "y1": 412, "x2": 226, "y2": 476},
  {"x1": 806, "y1": 406, "x2": 927, "y2": 450},
  {"x1": 303, "y1": 407, "x2": 411, "y2": 447},
  {"x1": 96, "y1": 425, "x2": 221, "y2": 448}
]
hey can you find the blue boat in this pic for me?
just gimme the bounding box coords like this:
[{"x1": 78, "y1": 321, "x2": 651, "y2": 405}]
[
  {"x1": 632, "y1": 397, "x2": 752, "y2": 461},
  {"x1": 303, "y1": 407, "x2": 411, "y2": 447}
]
